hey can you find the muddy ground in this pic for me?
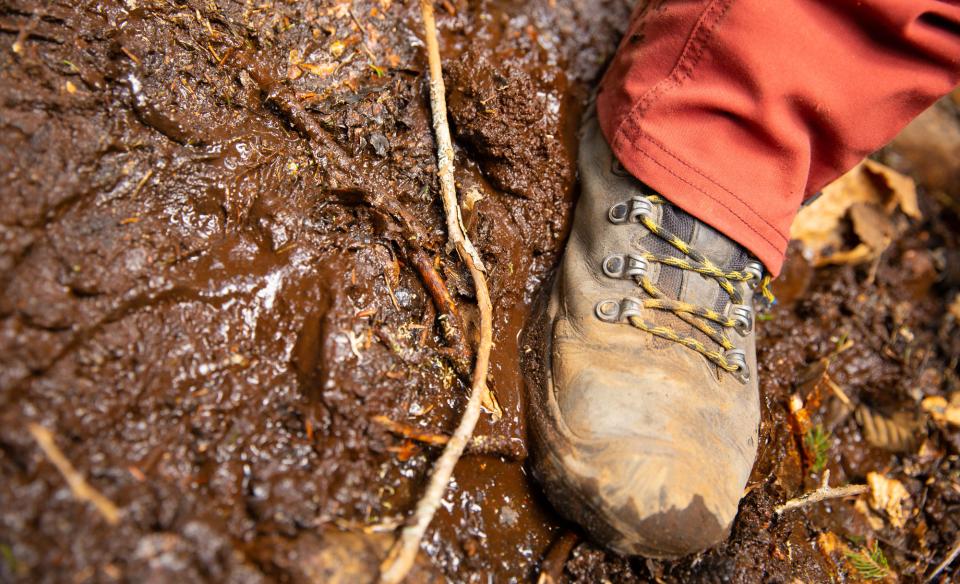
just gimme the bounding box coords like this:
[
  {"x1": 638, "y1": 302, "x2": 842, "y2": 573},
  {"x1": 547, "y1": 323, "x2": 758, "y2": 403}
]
[{"x1": 1, "y1": 1, "x2": 958, "y2": 582}]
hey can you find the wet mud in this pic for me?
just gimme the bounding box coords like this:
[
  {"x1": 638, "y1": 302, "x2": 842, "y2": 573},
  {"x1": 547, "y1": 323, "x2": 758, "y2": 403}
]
[{"x1": 1, "y1": 1, "x2": 958, "y2": 583}]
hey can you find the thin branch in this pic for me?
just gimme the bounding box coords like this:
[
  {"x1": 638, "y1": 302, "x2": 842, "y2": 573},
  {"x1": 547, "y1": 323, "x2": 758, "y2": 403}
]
[
  {"x1": 28, "y1": 423, "x2": 121, "y2": 525},
  {"x1": 379, "y1": 1, "x2": 496, "y2": 581},
  {"x1": 373, "y1": 415, "x2": 525, "y2": 459},
  {"x1": 774, "y1": 470, "x2": 869, "y2": 516},
  {"x1": 925, "y1": 537, "x2": 960, "y2": 583}
]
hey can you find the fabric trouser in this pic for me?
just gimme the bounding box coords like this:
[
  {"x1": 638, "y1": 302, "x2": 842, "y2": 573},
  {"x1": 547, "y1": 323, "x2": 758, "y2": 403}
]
[{"x1": 597, "y1": 0, "x2": 960, "y2": 276}]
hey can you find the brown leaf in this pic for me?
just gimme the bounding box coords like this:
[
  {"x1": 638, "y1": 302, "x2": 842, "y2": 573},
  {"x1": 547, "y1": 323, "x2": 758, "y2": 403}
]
[
  {"x1": 867, "y1": 472, "x2": 911, "y2": 529},
  {"x1": 863, "y1": 159, "x2": 920, "y2": 219},
  {"x1": 849, "y1": 203, "x2": 893, "y2": 252},
  {"x1": 790, "y1": 160, "x2": 920, "y2": 266}
]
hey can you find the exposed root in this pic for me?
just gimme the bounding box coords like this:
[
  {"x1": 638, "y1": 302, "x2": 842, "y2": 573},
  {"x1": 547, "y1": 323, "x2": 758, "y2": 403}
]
[
  {"x1": 379, "y1": 2, "x2": 497, "y2": 581},
  {"x1": 373, "y1": 415, "x2": 525, "y2": 459},
  {"x1": 28, "y1": 423, "x2": 121, "y2": 525},
  {"x1": 774, "y1": 470, "x2": 869, "y2": 516}
]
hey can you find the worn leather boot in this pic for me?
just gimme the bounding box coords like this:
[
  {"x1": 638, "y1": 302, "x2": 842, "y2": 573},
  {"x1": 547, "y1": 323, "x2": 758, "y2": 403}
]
[{"x1": 526, "y1": 109, "x2": 770, "y2": 558}]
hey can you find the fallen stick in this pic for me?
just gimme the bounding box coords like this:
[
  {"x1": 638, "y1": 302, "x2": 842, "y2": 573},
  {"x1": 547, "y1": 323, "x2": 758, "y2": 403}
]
[
  {"x1": 774, "y1": 470, "x2": 869, "y2": 516},
  {"x1": 28, "y1": 423, "x2": 121, "y2": 525},
  {"x1": 379, "y1": 1, "x2": 495, "y2": 581},
  {"x1": 373, "y1": 415, "x2": 525, "y2": 459}
]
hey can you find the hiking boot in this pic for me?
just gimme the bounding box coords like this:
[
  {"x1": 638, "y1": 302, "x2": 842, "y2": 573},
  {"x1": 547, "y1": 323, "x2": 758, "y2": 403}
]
[{"x1": 526, "y1": 110, "x2": 770, "y2": 558}]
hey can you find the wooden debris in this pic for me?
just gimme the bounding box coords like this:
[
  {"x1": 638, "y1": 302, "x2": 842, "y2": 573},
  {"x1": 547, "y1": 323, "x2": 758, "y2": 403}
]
[
  {"x1": 406, "y1": 246, "x2": 472, "y2": 376},
  {"x1": 925, "y1": 537, "x2": 960, "y2": 583},
  {"x1": 775, "y1": 470, "x2": 869, "y2": 516},
  {"x1": 379, "y1": 2, "x2": 496, "y2": 581},
  {"x1": 373, "y1": 416, "x2": 524, "y2": 459}
]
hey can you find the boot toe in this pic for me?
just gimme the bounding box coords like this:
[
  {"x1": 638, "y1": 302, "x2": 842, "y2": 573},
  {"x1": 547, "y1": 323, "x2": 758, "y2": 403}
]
[
  {"x1": 533, "y1": 361, "x2": 750, "y2": 557},
  {"x1": 535, "y1": 440, "x2": 733, "y2": 558}
]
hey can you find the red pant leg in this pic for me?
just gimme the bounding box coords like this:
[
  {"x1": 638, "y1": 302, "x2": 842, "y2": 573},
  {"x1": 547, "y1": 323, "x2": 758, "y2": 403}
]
[{"x1": 597, "y1": 0, "x2": 960, "y2": 276}]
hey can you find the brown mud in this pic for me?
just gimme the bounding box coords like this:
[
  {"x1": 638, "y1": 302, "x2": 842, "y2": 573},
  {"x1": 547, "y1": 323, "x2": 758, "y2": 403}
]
[{"x1": 0, "y1": 1, "x2": 958, "y2": 583}]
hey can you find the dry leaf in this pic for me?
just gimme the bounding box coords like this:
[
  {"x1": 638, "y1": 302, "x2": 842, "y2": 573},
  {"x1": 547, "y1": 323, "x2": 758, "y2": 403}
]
[
  {"x1": 863, "y1": 159, "x2": 921, "y2": 219},
  {"x1": 462, "y1": 186, "x2": 484, "y2": 212},
  {"x1": 849, "y1": 203, "x2": 893, "y2": 251},
  {"x1": 922, "y1": 394, "x2": 960, "y2": 427},
  {"x1": 866, "y1": 472, "x2": 910, "y2": 529},
  {"x1": 790, "y1": 160, "x2": 920, "y2": 266}
]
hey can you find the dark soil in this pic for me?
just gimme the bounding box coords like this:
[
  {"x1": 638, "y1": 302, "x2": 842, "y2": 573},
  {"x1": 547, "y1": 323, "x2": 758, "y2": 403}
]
[{"x1": 1, "y1": 1, "x2": 958, "y2": 583}]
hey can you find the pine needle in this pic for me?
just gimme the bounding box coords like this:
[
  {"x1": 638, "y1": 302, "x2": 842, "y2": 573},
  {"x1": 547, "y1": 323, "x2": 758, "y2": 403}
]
[
  {"x1": 804, "y1": 423, "x2": 831, "y2": 474},
  {"x1": 846, "y1": 542, "x2": 892, "y2": 581}
]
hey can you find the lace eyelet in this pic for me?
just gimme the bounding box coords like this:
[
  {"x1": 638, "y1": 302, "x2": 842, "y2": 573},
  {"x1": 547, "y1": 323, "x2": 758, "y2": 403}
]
[
  {"x1": 608, "y1": 202, "x2": 629, "y2": 223},
  {"x1": 730, "y1": 304, "x2": 754, "y2": 335},
  {"x1": 602, "y1": 253, "x2": 648, "y2": 279},
  {"x1": 608, "y1": 196, "x2": 653, "y2": 225},
  {"x1": 594, "y1": 298, "x2": 644, "y2": 323},
  {"x1": 744, "y1": 260, "x2": 764, "y2": 290},
  {"x1": 725, "y1": 349, "x2": 750, "y2": 383},
  {"x1": 595, "y1": 299, "x2": 621, "y2": 322}
]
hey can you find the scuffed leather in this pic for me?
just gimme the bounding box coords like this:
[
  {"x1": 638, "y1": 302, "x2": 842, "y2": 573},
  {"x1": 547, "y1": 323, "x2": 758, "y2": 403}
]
[{"x1": 528, "y1": 109, "x2": 761, "y2": 558}]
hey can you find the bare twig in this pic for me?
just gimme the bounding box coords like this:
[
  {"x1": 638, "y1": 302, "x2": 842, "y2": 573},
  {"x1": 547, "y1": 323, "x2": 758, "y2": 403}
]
[
  {"x1": 28, "y1": 423, "x2": 121, "y2": 525},
  {"x1": 774, "y1": 470, "x2": 869, "y2": 516},
  {"x1": 925, "y1": 537, "x2": 960, "y2": 583},
  {"x1": 373, "y1": 415, "x2": 525, "y2": 459},
  {"x1": 379, "y1": 2, "x2": 496, "y2": 581}
]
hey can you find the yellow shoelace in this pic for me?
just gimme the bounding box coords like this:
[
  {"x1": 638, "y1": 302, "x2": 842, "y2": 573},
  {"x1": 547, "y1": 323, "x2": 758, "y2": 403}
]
[{"x1": 624, "y1": 195, "x2": 775, "y2": 374}]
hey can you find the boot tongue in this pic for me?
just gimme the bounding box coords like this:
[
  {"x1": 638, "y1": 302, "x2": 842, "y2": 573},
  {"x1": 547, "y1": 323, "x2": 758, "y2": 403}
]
[{"x1": 639, "y1": 202, "x2": 748, "y2": 348}]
